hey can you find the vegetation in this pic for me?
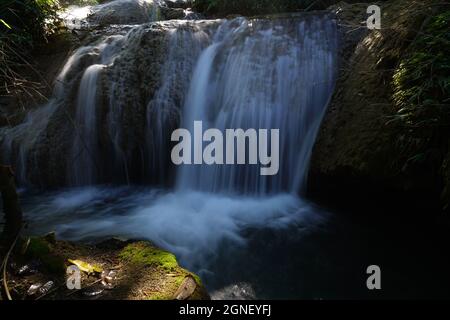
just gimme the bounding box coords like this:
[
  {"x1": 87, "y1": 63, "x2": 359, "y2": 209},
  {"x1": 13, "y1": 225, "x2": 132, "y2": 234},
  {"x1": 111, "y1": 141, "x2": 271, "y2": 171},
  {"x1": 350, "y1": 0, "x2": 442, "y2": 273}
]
[
  {"x1": 119, "y1": 241, "x2": 179, "y2": 271},
  {"x1": 192, "y1": 0, "x2": 318, "y2": 16},
  {"x1": 0, "y1": 0, "x2": 62, "y2": 101},
  {"x1": 393, "y1": 11, "x2": 450, "y2": 128},
  {"x1": 391, "y1": 10, "x2": 450, "y2": 172},
  {"x1": 25, "y1": 236, "x2": 66, "y2": 274},
  {"x1": 118, "y1": 242, "x2": 207, "y2": 300}
]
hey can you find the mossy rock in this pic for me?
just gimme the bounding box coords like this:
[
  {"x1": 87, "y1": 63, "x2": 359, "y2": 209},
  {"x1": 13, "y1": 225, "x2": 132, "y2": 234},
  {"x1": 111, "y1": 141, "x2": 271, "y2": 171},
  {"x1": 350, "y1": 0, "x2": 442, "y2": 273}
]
[
  {"x1": 12, "y1": 237, "x2": 209, "y2": 300},
  {"x1": 119, "y1": 241, "x2": 178, "y2": 271},
  {"x1": 25, "y1": 237, "x2": 65, "y2": 274},
  {"x1": 26, "y1": 237, "x2": 52, "y2": 258},
  {"x1": 118, "y1": 241, "x2": 209, "y2": 300}
]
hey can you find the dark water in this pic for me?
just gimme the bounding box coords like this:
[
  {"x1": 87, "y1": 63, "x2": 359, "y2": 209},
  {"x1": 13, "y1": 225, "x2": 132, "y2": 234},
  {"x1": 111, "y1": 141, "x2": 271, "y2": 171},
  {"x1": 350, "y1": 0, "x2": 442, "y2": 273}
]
[
  {"x1": 4, "y1": 186, "x2": 449, "y2": 299},
  {"x1": 206, "y1": 214, "x2": 450, "y2": 299}
]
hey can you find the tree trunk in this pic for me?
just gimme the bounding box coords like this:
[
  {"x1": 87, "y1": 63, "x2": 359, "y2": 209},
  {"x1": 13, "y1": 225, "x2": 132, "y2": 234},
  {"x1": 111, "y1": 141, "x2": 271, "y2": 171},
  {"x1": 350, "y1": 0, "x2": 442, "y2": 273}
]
[{"x1": 0, "y1": 165, "x2": 23, "y2": 242}]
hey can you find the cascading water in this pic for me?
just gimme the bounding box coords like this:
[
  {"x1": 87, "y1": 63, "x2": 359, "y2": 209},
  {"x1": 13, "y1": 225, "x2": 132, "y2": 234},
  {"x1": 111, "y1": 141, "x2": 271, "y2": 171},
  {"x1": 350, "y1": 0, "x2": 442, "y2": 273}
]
[
  {"x1": 2, "y1": 9, "x2": 339, "y2": 298},
  {"x1": 145, "y1": 25, "x2": 212, "y2": 184},
  {"x1": 1, "y1": 14, "x2": 336, "y2": 190},
  {"x1": 178, "y1": 16, "x2": 337, "y2": 195},
  {"x1": 71, "y1": 64, "x2": 103, "y2": 186},
  {"x1": 0, "y1": 41, "x2": 110, "y2": 186},
  {"x1": 69, "y1": 35, "x2": 126, "y2": 186}
]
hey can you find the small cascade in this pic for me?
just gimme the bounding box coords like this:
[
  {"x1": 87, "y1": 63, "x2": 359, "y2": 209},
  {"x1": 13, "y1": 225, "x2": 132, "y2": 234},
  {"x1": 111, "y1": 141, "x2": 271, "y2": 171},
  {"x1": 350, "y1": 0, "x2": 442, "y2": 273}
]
[
  {"x1": 1, "y1": 9, "x2": 342, "y2": 281},
  {"x1": 68, "y1": 34, "x2": 126, "y2": 186},
  {"x1": 70, "y1": 64, "x2": 103, "y2": 186},
  {"x1": 144, "y1": 25, "x2": 212, "y2": 184},
  {"x1": 0, "y1": 42, "x2": 108, "y2": 185},
  {"x1": 1, "y1": 11, "x2": 337, "y2": 193},
  {"x1": 177, "y1": 16, "x2": 337, "y2": 195}
]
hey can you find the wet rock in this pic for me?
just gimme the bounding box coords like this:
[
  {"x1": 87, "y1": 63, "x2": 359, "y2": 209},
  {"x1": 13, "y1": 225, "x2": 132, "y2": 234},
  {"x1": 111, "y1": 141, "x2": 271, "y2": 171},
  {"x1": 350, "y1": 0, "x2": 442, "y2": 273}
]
[
  {"x1": 82, "y1": 286, "x2": 105, "y2": 298},
  {"x1": 165, "y1": 0, "x2": 192, "y2": 9},
  {"x1": 211, "y1": 283, "x2": 255, "y2": 300},
  {"x1": 161, "y1": 7, "x2": 186, "y2": 20},
  {"x1": 87, "y1": 0, "x2": 163, "y2": 26},
  {"x1": 44, "y1": 231, "x2": 57, "y2": 244},
  {"x1": 27, "y1": 283, "x2": 43, "y2": 296},
  {"x1": 173, "y1": 276, "x2": 197, "y2": 300},
  {"x1": 17, "y1": 262, "x2": 39, "y2": 276},
  {"x1": 309, "y1": 0, "x2": 442, "y2": 212},
  {"x1": 39, "y1": 281, "x2": 54, "y2": 295},
  {"x1": 101, "y1": 270, "x2": 117, "y2": 289}
]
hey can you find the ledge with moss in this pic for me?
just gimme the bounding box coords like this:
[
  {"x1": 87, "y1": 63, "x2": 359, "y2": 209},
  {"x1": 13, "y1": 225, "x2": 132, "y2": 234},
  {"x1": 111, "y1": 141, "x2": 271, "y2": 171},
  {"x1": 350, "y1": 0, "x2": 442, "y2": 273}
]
[{"x1": 4, "y1": 235, "x2": 209, "y2": 300}]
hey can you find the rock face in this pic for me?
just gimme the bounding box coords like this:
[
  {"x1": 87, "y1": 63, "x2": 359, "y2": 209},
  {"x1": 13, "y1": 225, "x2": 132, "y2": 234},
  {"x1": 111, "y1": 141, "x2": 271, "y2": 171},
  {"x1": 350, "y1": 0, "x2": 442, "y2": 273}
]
[
  {"x1": 0, "y1": 17, "x2": 219, "y2": 187},
  {"x1": 165, "y1": 0, "x2": 193, "y2": 9},
  {"x1": 308, "y1": 0, "x2": 445, "y2": 212},
  {"x1": 87, "y1": 0, "x2": 163, "y2": 25}
]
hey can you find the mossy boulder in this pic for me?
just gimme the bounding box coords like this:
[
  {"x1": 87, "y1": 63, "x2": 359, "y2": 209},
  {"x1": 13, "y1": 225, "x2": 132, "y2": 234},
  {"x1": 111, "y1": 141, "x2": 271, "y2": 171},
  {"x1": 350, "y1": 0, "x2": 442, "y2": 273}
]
[
  {"x1": 119, "y1": 242, "x2": 179, "y2": 271},
  {"x1": 118, "y1": 241, "x2": 209, "y2": 300},
  {"x1": 25, "y1": 237, "x2": 66, "y2": 274},
  {"x1": 11, "y1": 237, "x2": 209, "y2": 300},
  {"x1": 309, "y1": 0, "x2": 449, "y2": 213}
]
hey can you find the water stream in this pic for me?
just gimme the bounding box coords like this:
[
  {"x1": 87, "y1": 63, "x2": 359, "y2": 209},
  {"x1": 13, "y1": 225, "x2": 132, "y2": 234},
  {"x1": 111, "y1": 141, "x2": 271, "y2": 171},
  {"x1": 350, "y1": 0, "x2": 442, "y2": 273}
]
[{"x1": 1, "y1": 3, "x2": 343, "y2": 299}]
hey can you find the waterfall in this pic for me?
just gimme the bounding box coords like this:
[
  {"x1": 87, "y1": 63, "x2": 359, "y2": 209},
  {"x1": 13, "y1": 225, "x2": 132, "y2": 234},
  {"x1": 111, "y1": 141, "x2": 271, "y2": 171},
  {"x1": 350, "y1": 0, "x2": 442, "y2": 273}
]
[
  {"x1": 0, "y1": 41, "x2": 107, "y2": 186},
  {"x1": 177, "y1": 16, "x2": 337, "y2": 195},
  {"x1": 145, "y1": 25, "x2": 211, "y2": 184},
  {"x1": 1, "y1": 13, "x2": 337, "y2": 192},
  {"x1": 68, "y1": 35, "x2": 126, "y2": 186},
  {"x1": 3, "y1": 13, "x2": 339, "y2": 274},
  {"x1": 70, "y1": 64, "x2": 103, "y2": 186}
]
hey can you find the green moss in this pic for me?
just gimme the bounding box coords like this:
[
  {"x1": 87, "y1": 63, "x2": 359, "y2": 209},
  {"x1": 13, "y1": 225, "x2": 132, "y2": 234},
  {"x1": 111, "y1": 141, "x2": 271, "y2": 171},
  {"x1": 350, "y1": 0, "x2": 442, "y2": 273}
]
[
  {"x1": 25, "y1": 237, "x2": 66, "y2": 274},
  {"x1": 145, "y1": 273, "x2": 208, "y2": 300},
  {"x1": 119, "y1": 242, "x2": 179, "y2": 271},
  {"x1": 147, "y1": 292, "x2": 173, "y2": 300},
  {"x1": 26, "y1": 237, "x2": 51, "y2": 258},
  {"x1": 119, "y1": 242, "x2": 209, "y2": 299}
]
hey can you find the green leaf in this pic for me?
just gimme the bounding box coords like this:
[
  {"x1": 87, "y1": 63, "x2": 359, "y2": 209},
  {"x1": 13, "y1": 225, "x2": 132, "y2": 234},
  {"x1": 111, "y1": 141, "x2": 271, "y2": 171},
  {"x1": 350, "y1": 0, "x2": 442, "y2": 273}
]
[
  {"x1": 68, "y1": 259, "x2": 103, "y2": 274},
  {"x1": 0, "y1": 18, "x2": 11, "y2": 29}
]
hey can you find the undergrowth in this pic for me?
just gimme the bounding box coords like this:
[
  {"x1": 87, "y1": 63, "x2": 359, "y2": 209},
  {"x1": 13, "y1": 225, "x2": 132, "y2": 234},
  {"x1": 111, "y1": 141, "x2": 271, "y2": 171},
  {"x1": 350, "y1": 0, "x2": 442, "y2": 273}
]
[
  {"x1": 393, "y1": 11, "x2": 450, "y2": 128},
  {"x1": 391, "y1": 9, "x2": 450, "y2": 175},
  {"x1": 0, "y1": 0, "x2": 62, "y2": 104}
]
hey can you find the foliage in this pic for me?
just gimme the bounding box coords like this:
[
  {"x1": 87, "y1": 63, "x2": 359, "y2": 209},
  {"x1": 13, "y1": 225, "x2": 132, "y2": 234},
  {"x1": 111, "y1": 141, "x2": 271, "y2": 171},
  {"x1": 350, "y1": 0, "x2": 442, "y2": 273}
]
[
  {"x1": 25, "y1": 237, "x2": 66, "y2": 274},
  {"x1": 0, "y1": 0, "x2": 61, "y2": 49},
  {"x1": 59, "y1": 0, "x2": 98, "y2": 6},
  {"x1": 68, "y1": 259, "x2": 103, "y2": 274},
  {"x1": 0, "y1": 0, "x2": 62, "y2": 99},
  {"x1": 392, "y1": 11, "x2": 450, "y2": 128},
  {"x1": 192, "y1": 0, "x2": 318, "y2": 16},
  {"x1": 390, "y1": 10, "x2": 450, "y2": 173},
  {"x1": 26, "y1": 236, "x2": 51, "y2": 257}
]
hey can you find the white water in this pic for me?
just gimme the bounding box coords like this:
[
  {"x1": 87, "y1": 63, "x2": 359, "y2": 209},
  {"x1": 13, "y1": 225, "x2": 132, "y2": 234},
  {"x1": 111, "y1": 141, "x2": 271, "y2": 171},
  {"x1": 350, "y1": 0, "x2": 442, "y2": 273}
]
[
  {"x1": 0, "y1": 41, "x2": 105, "y2": 185},
  {"x1": 145, "y1": 25, "x2": 211, "y2": 183},
  {"x1": 21, "y1": 186, "x2": 325, "y2": 271},
  {"x1": 3, "y1": 13, "x2": 337, "y2": 289},
  {"x1": 68, "y1": 35, "x2": 126, "y2": 186},
  {"x1": 178, "y1": 17, "x2": 337, "y2": 195}
]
